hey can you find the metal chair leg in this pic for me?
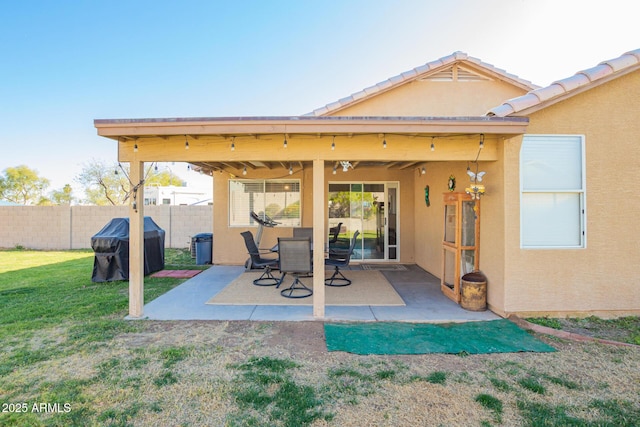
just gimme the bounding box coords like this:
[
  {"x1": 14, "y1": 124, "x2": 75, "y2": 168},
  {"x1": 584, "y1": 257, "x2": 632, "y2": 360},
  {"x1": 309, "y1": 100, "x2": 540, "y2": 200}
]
[
  {"x1": 324, "y1": 266, "x2": 352, "y2": 287},
  {"x1": 280, "y1": 275, "x2": 313, "y2": 298},
  {"x1": 253, "y1": 266, "x2": 280, "y2": 286}
]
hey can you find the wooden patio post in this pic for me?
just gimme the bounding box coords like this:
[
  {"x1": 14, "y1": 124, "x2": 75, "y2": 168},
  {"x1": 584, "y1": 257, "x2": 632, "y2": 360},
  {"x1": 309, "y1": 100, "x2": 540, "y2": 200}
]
[
  {"x1": 312, "y1": 158, "x2": 325, "y2": 319},
  {"x1": 129, "y1": 160, "x2": 145, "y2": 318}
]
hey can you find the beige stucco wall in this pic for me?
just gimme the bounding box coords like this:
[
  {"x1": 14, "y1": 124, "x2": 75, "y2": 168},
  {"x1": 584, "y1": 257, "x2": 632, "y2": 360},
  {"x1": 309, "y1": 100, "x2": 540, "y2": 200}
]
[
  {"x1": 411, "y1": 155, "x2": 505, "y2": 309},
  {"x1": 502, "y1": 70, "x2": 640, "y2": 317},
  {"x1": 332, "y1": 78, "x2": 527, "y2": 117},
  {"x1": 0, "y1": 205, "x2": 212, "y2": 250},
  {"x1": 212, "y1": 164, "x2": 415, "y2": 265}
]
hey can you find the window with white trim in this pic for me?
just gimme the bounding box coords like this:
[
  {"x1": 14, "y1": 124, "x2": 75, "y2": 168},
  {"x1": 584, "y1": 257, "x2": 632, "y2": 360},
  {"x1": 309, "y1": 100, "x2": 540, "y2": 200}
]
[
  {"x1": 229, "y1": 179, "x2": 301, "y2": 227},
  {"x1": 520, "y1": 135, "x2": 585, "y2": 248}
]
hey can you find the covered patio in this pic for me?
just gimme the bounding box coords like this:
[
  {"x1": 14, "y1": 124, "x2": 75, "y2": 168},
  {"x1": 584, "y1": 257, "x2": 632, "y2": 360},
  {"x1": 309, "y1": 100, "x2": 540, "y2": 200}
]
[{"x1": 95, "y1": 116, "x2": 528, "y2": 320}]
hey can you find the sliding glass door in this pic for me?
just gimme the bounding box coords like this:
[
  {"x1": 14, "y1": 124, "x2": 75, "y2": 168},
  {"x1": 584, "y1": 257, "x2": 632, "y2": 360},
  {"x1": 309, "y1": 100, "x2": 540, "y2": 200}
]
[{"x1": 328, "y1": 182, "x2": 399, "y2": 261}]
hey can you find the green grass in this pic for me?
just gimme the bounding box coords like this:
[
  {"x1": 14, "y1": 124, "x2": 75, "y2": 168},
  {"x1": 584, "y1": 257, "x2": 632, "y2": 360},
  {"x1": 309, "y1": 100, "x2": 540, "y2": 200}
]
[
  {"x1": 425, "y1": 371, "x2": 448, "y2": 384},
  {"x1": 518, "y1": 376, "x2": 547, "y2": 395},
  {"x1": 229, "y1": 356, "x2": 333, "y2": 427},
  {"x1": 527, "y1": 315, "x2": 640, "y2": 345},
  {"x1": 516, "y1": 398, "x2": 640, "y2": 427},
  {"x1": 0, "y1": 249, "x2": 191, "y2": 338},
  {"x1": 0, "y1": 250, "x2": 191, "y2": 375},
  {"x1": 475, "y1": 393, "x2": 503, "y2": 423},
  {"x1": 0, "y1": 248, "x2": 195, "y2": 425},
  {"x1": 526, "y1": 317, "x2": 564, "y2": 329}
]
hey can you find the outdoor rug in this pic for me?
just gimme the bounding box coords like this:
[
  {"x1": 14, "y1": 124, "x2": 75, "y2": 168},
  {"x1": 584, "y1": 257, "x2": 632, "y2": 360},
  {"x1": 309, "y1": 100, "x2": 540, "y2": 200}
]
[
  {"x1": 361, "y1": 264, "x2": 408, "y2": 271},
  {"x1": 206, "y1": 270, "x2": 405, "y2": 306},
  {"x1": 150, "y1": 270, "x2": 203, "y2": 279},
  {"x1": 324, "y1": 319, "x2": 556, "y2": 354}
]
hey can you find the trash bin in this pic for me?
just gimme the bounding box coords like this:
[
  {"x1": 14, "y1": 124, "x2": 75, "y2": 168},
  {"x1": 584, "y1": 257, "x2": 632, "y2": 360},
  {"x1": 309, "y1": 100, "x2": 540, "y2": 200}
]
[
  {"x1": 460, "y1": 271, "x2": 487, "y2": 311},
  {"x1": 193, "y1": 233, "x2": 213, "y2": 265}
]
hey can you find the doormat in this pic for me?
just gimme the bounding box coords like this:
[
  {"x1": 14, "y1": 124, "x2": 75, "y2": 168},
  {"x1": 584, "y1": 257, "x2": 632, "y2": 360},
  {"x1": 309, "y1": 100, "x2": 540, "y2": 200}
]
[
  {"x1": 361, "y1": 264, "x2": 408, "y2": 271},
  {"x1": 324, "y1": 319, "x2": 556, "y2": 355},
  {"x1": 150, "y1": 270, "x2": 203, "y2": 279}
]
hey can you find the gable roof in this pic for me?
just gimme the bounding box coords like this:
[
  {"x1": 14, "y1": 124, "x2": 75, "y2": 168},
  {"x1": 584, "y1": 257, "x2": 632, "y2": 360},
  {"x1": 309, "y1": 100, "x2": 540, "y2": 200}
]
[
  {"x1": 306, "y1": 51, "x2": 539, "y2": 117},
  {"x1": 487, "y1": 49, "x2": 640, "y2": 117}
]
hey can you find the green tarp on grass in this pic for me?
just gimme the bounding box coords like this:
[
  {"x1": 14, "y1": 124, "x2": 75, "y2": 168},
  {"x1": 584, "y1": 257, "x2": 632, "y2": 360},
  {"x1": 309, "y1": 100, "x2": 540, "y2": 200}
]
[{"x1": 324, "y1": 319, "x2": 556, "y2": 355}]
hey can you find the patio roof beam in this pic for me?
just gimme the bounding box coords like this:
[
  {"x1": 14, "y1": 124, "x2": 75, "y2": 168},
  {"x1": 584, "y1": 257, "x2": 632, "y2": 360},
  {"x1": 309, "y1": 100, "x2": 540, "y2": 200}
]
[
  {"x1": 114, "y1": 134, "x2": 502, "y2": 163},
  {"x1": 95, "y1": 116, "x2": 529, "y2": 139}
]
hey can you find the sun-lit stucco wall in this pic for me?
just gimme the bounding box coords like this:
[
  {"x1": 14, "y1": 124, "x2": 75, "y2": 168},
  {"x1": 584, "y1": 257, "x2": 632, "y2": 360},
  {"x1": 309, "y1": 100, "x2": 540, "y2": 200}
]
[
  {"x1": 332, "y1": 77, "x2": 527, "y2": 117},
  {"x1": 502, "y1": 70, "x2": 640, "y2": 317}
]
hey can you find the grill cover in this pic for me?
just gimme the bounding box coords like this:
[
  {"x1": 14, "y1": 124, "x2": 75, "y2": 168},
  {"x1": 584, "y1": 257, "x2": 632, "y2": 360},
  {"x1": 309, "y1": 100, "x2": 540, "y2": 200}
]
[{"x1": 91, "y1": 217, "x2": 165, "y2": 282}]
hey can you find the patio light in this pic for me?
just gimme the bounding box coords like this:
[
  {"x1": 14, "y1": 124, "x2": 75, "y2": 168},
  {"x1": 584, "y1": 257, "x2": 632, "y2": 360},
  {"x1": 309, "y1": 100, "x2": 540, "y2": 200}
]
[
  {"x1": 331, "y1": 136, "x2": 335, "y2": 150},
  {"x1": 289, "y1": 165, "x2": 293, "y2": 175},
  {"x1": 242, "y1": 166, "x2": 247, "y2": 175},
  {"x1": 185, "y1": 135, "x2": 189, "y2": 150},
  {"x1": 283, "y1": 136, "x2": 288, "y2": 148},
  {"x1": 332, "y1": 165, "x2": 337, "y2": 175},
  {"x1": 479, "y1": 133, "x2": 484, "y2": 149},
  {"x1": 431, "y1": 137, "x2": 435, "y2": 151},
  {"x1": 383, "y1": 135, "x2": 387, "y2": 149},
  {"x1": 134, "y1": 143, "x2": 138, "y2": 152},
  {"x1": 231, "y1": 137, "x2": 235, "y2": 151},
  {"x1": 421, "y1": 167, "x2": 426, "y2": 175}
]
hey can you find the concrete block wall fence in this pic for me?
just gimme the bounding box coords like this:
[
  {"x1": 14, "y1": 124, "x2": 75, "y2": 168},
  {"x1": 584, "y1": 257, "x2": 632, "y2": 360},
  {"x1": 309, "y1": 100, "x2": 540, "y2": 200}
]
[{"x1": 0, "y1": 205, "x2": 212, "y2": 250}]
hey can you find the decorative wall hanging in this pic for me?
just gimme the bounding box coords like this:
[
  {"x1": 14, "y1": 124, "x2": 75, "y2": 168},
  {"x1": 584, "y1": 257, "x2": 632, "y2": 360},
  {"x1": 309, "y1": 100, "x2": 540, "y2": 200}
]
[
  {"x1": 424, "y1": 185, "x2": 430, "y2": 207},
  {"x1": 448, "y1": 175, "x2": 456, "y2": 192}
]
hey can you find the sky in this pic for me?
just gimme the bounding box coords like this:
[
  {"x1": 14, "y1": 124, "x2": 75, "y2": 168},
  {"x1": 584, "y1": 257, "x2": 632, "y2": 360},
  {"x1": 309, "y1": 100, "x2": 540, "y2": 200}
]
[{"x1": 0, "y1": 0, "x2": 637, "y2": 200}]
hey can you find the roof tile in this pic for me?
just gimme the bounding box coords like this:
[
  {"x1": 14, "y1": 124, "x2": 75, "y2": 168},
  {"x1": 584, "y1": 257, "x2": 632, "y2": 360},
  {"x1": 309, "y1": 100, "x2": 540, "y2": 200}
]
[
  {"x1": 376, "y1": 80, "x2": 394, "y2": 90},
  {"x1": 554, "y1": 73, "x2": 591, "y2": 91},
  {"x1": 489, "y1": 104, "x2": 516, "y2": 117},
  {"x1": 401, "y1": 70, "x2": 418, "y2": 79},
  {"x1": 505, "y1": 94, "x2": 541, "y2": 112},
  {"x1": 487, "y1": 48, "x2": 640, "y2": 117},
  {"x1": 530, "y1": 84, "x2": 565, "y2": 102},
  {"x1": 602, "y1": 55, "x2": 638, "y2": 71},
  {"x1": 579, "y1": 63, "x2": 614, "y2": 81}
]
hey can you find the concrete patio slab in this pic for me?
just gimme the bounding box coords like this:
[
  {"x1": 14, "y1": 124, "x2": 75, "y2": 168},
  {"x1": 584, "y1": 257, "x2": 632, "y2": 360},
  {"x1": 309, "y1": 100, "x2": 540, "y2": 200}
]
[{"x1": 137, "y1": 264, "x2": 501, "y2": 322}]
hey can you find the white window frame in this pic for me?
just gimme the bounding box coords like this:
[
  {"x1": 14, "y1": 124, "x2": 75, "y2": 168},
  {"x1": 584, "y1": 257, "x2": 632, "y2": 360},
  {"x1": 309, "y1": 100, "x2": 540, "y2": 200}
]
[
  {"x1": 520, "y1": 134, "x2": 586, "y2": 249},
  {"x1": 228, "y1": 179, "x2": 301, "y2": 227}
]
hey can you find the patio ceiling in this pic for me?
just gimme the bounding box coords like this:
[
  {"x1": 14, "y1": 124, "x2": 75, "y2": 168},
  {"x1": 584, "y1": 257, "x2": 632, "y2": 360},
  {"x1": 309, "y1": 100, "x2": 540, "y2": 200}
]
[{"x1": 189, "y1": 160, "x2": 430, "y2": 177}]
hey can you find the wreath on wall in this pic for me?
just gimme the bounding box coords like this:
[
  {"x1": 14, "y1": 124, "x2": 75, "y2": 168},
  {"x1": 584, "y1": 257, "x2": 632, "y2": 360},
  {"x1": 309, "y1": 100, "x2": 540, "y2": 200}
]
[{"x1": 448, "y1": 175, "x2": 456, "y2": 192}]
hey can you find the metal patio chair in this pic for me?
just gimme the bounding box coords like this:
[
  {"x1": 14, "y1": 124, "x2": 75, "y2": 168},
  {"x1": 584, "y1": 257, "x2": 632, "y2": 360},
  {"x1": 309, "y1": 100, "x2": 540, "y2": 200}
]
[
  {"x1": 277, "y1": 237, "x2": 313, "y2": 298},
  {"x1": 293, "y1": 227, "x2": 314, "y2": 243},
  {"x1": 328, "y1": 222, "x2": 343, "y2": 246},
  {"x1": 241, "y1": 231, "x2": 280, "y2": 286},
  {"x1": 325, "y1": 230, "x2": 360, "y2": 287}
]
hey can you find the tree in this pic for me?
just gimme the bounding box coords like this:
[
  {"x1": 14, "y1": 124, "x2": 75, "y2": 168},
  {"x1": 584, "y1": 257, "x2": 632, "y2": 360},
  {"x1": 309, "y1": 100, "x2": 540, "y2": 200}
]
[
  {"x1": 146, "y1": 169, "x2": 185, "y2": 187},
  {"x1": 76, "y1": 160, "x2": 185, "y2": 205},
  {"x1": 76, "y1": 159, "x2": 131, "y2": 205},
  {"x1": 0, "y1": 165, "x2": 50, "y2": 205},
  {"x1": 50, "y1": 184, "x2": 74, "y2": 205}
]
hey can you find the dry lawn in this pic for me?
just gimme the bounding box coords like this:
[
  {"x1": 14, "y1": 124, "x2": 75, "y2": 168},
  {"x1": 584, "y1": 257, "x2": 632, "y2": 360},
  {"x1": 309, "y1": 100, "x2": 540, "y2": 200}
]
[{"x1": 4, "y1": 320, "x2": 639, "y2": 426}]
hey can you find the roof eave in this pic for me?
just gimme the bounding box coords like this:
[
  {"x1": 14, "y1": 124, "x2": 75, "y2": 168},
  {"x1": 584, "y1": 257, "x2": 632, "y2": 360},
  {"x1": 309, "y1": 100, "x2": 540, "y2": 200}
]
[{"x1": 95, "y1": 116, "x2": 529, "y2": 139}]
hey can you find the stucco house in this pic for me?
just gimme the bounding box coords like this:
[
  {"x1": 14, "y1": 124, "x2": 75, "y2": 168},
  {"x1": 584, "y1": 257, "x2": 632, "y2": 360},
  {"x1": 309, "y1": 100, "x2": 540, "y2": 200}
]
[{"x1": 95, "y1": 49, "x2": 640, "y2": 320}]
